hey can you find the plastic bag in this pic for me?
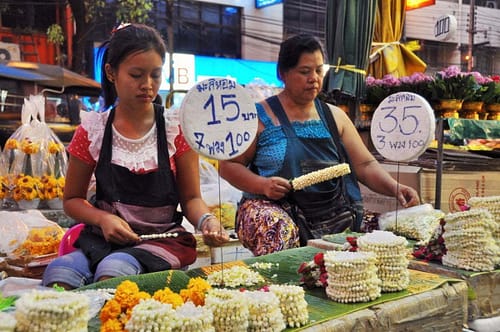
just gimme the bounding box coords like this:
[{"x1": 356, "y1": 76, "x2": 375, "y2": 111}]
[
  {"x1": 199, "y1": 158, "x2": 242, "y2": 229},
  {"x1": 1, "y1": 95, "x2": 68, "y2": 205},
  {"x1": 0, "y1": 210, "x2": 64, "y2": 257},
  {"x1": 378, "y1": 204, "x2": 445, "y2": 244}
]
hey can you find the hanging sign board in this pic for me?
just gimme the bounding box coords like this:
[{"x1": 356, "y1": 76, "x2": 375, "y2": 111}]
[
  {"x1": 370, "y1": 92, "x2": 435, "y2": 162},
  {"x1": 179, "y1": 78, "x2": 258, "y2": 160},
  {"x1": 434, "y1": 15, "x2": 457, "y2": 41}
]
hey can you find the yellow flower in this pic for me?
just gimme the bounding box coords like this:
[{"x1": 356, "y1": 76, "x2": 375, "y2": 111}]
[
  {"x1": 0, "y1": 176, "x2": 7, "y2": 200},
  {"x1": 12, "y1": 225, "x2": 63, "y2": 256},
  {"x1": 12, "y1": 174, "x2": 41, "y2": 201},
  {"x1": 152, "y1": 287, "x2": 184, "y2": 308},
  {"x1": 48, "y1": 141, "x2": 64, "y2": 154},
  {"x1": 4, "y1": 138, "x2": 19, "y2": 150},
  {"x1": 100, "y1": 318, "x2": 124, "y2": 332},
  {"x1": 180, "y1": 277, "x2": 212, "y2": 306},
  {"x1": 21, "y1": 138, "x2": 40, "y2": 154},
  {"x1": 41, "y1": 175, "x2": 65, "y2": 200}
]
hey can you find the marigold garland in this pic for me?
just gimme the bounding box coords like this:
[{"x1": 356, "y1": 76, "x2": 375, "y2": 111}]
[
  {"x1": 12, "y1": 225, "x2": 63, "y2": 256},
  {"x1": 100, "y1": 276, "x2": 212, "y2": 330}
]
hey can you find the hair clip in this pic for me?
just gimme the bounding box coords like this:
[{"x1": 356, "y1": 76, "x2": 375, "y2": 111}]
[{"x1": 111, "y1": 22, "x2": 132, "y2": 34}]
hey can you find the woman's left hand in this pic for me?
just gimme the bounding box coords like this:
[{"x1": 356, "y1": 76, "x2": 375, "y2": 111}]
[{"x1": 200, "y1": 217, "x2": 230, "y2": 247}]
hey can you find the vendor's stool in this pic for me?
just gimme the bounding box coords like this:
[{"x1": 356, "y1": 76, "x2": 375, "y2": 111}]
[{"x1": 58, "y1": 223, "x2": 84, "y2": 256}]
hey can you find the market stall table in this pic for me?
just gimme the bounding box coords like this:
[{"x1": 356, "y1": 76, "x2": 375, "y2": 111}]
[
  {"x1": 79, "y1": 246, "x2": 467, "y2": 332},
  {"x1": 310, "y1": 236, "x2": 500, "y2": 322}
]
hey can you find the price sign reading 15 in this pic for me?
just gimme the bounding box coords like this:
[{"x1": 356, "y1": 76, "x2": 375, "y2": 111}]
[
  {"x1": 370, "y1": 92, "x2": 435, "y2": 162},
  {"x1": 179, "y1": 78, "x2": 258, "y2": 160}
]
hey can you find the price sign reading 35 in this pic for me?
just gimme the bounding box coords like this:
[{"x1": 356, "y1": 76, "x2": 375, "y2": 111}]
[
  {"x1": 179, "y1": 78, "x2": 258, "y2": 160},
  {"x1": 370, "y1": 92, "x2": 435, "y2": 162}
]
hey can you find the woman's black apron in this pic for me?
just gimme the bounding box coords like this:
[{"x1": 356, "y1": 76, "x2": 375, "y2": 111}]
[
  {"x1": 266, "y1": 96, "x2": 361, "y2": 245},
  {"x1": 75, "y1": 104, "x2": 196, "y2": 272}
]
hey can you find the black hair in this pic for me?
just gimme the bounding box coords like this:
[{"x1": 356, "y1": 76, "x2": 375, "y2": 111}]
[
  {"x1": 277, "y1": 34, "x2": 325, "y2": 81},
  {"x1": 97, "y1": 23, "x2": 167, "y2": 109}
]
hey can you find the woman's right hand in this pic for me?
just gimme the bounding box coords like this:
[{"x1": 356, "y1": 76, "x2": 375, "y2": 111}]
[
  {"x1": 262, "y1": 176, "x2": 292, "y2": 200},
  {"x1": 98, "y1": 214, "x2": 140, "y2": 245}
]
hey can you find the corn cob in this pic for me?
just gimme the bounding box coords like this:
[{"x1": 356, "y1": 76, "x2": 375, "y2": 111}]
[
  {"x1": 323, "y1": 251, "x2": 381, "y2": 303},
  {"x1": 14, "y1": 289, "x2": 90, "y2": 332},
  {"x1": 268, "y1": 284, "x2": 309, "y2": 328},
  {"x1": 290, "y1": 163, "x2": 351, "y2": 191},
  {"x1": 357, "y1": 230, "x2": 410, "y2": 292},
  {"x1": 244, "y1": 290, "x2": 285, "y2": 332}
]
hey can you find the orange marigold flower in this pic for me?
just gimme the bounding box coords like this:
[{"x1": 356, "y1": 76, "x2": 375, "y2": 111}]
[
  {"x1": 100, "y1": 299, "x2": 122, "y2": 322},
  {"x1": 21, "y1": 138, "x2": 40, "y2": 154},
  {"x1": 100, "y1": 318, "x2": 124, "y2": 332},
  {"x1": 48, "y1": 141, "x2": 63, "y2": 154},
  {"x1": 152, "y1": 287, "x2": 184, "y2": 308},
  {"x1": 5, "y1": 138, "x2": 19, "y2": 150}
]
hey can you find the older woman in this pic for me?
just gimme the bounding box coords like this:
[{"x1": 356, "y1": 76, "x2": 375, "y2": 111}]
[{"x1": 219, "y1": 34, "x2": 419, "y2": 256}]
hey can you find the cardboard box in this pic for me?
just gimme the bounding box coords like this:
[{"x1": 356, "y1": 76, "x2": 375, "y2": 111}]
[
  {"x1": 360, "y1": 164, "x2": 421, "y2": 214},
  {"x1": 210, "y1": 239, "x2": 254, "y2": 264},
  {"x1": 360, "y1": 163, "x2": 500, "y2": 214}
]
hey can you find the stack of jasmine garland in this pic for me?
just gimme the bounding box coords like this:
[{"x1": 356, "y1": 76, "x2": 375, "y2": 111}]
[
  {"x1": 125, "y1": 300, "x2": 214, "y2": 332},
  {"x1": 468, "y1": 195, "x2": 500, "y2": 265},
  {"x1": 14, "y1": 290, "x2": 90, "y2": 332},
  {"x1": 243, "y1": 290, "x2": 286, "y2": 332},
  {"x1": 323, "y1": 251, "x2": 381, "y2": 303},
  {"x1": 357, "y1": 230, "x2": 410, "y2": 292},
  {"x1": 442, "y1": 208, "x2": 499, "y2": 271},
  {"x1": 205, "y1": 288, "x2": 249, "y2": 332},
  {"x1": 268, "y1": 285, "x2": 309, "y2": 328}
]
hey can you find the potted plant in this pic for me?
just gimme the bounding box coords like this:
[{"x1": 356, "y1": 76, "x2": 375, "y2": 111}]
[
  {"x1": 482, "y1": 76, "x2": 500, "y2": 120},
  {"x1": 364, "y1": 74, "x2": 401, "y2": 108},
  {"x1": 398, "y1": 72, "x2": 435, "y2": 105},
  {"x1": 428, "y1": 66, "x2": 480, "y2": 118},
  {"x1": 461, "y1": 72, "x2": 493, "y2": 119}
]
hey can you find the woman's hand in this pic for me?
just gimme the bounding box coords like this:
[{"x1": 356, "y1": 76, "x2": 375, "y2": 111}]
[
  {"x1": 98, "y1": 214, "x2": 141, "y2": 245},
  {"x1": 200, "y1": 216, "x2": 230, "y2": 247},
  {"x1": 263, "y1": 176, "x2": 292, "y2": 200},
  {"x1": 397, "y1": 184, "x2": 420, "y2": 208}
]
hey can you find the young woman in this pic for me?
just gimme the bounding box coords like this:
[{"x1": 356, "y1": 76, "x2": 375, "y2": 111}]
[
  {"x1": 42, "y1": 23, "x2": 229, "y2": 289},
  {"x1": 219, "y1": 34, "x2": 420, "y2": 256}
]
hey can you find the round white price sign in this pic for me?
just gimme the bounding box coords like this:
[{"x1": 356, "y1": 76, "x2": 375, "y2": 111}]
[
  {"x1": 370, "y1": 92, "x2": 435, "y2": 162},
  {"x1": 179, "y1": 78, "x2": 258, "y2": 160}
]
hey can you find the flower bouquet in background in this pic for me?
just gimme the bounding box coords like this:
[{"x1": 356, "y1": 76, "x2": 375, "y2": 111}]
[
  {"x1": 1, "y1": 95, "x2": 69, "y2": 210},
  {"x1": 42, "y1": 141, "x2": 67, "y2": 209},
  {"x1": 12, "y1": 174, "x2": 42, "y2": 209}
]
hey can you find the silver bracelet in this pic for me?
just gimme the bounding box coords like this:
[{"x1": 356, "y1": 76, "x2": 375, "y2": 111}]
[{"x1": 197, "y1": 212, "x2": 215, "y2": 231}]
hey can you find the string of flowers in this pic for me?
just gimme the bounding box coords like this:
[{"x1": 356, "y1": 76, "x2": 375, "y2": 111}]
[{"x1": 100, "y1": 276, "x2": 212, "y2": 332}]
